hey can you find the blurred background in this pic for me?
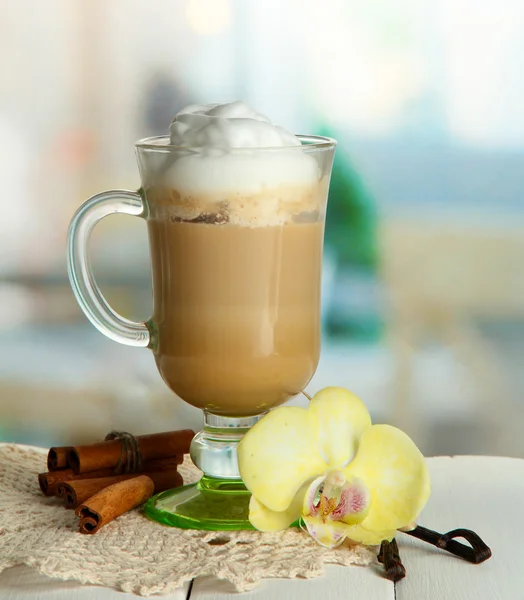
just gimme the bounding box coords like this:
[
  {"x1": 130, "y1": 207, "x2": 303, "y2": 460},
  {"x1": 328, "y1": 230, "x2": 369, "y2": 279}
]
[{"x1": 0, "y1": 0, "x2": 523, "y2": 457}]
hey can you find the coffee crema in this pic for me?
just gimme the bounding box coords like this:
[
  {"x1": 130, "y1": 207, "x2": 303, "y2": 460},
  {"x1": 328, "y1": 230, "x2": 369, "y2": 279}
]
[{"x1": 147, "y1": 180, "x2": 327, "y2": 227}]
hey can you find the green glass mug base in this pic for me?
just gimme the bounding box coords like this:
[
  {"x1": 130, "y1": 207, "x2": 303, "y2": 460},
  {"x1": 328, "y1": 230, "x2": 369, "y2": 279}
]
[{"x1": 143, "y1": 475, "x2": 256, "y2": 531}]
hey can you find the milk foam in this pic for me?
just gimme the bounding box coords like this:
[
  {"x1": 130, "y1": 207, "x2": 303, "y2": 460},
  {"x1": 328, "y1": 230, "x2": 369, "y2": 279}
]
[
  {"x1": 157, "y1": 101, "x2": 323, "y2": 226},
  {"x1": 170, "y1": 101, "x2": 301, "y2": 149},
  {"x1": 167, "y1": 101, "x2": 317, "y2": 191}
]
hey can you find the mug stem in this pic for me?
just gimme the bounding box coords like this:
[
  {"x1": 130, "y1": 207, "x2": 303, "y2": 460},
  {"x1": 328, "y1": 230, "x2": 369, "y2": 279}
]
[
  {"x1": 144, "y1": 411, "x2": 265, "y2": 530},
  {"x1": 190, "y1": 412, "x2": 265, "y2": 479}
]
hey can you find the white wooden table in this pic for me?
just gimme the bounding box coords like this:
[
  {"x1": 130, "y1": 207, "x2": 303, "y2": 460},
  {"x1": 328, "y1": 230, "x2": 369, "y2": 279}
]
[{"x1": 1, "y1": 456, "x2": 522, "y2": 600}]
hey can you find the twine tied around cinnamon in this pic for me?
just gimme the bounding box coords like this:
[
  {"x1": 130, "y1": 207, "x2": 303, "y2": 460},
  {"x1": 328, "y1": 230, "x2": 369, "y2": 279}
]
[{"x1": 104, "y1": 431, "x2": 143, "y2": 475}]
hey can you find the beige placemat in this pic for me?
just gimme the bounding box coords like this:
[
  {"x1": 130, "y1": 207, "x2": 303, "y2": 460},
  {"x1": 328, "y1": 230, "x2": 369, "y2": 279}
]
[{"x1": 0, "y1": 444, "x2": 375, "y2": 596}]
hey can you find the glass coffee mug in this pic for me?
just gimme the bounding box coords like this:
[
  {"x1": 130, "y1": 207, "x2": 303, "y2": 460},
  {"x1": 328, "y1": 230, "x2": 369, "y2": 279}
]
[{"x1": 67, "y1": 135, "x2": 336, "y2": 530}]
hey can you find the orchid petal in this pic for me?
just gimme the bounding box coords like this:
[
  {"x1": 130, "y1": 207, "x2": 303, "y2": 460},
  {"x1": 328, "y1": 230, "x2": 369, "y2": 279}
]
[
  {"x1": 302, "y1": 516, "x2": 349, "y2": 548},
  {"x1": 334, "y1": 477, "x2": 371, "y2": 526},
  {"x1": 303, "y1": 474, "x2": 326, "y2": 515},
  {"x1": 307, "y1": 387, "x2": 372, "y2": 468},
  {"x1": 344, "y1": 424, "x2": 430, "y2": 534},
  {"x1": 345, "y1": 524, "x2": 397, "y2": 546},
  {"x1": 238, "y1": 407, "x2": 326, "y2": 512},
  {"x1": 248, "y1": 481, "x2": 309, "y2": 532}
]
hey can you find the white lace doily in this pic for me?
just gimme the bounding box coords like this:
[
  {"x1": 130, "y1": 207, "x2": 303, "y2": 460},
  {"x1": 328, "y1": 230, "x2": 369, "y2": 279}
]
[{"x1": 0, "y1": 444, "x2": 375, "y2": 596}]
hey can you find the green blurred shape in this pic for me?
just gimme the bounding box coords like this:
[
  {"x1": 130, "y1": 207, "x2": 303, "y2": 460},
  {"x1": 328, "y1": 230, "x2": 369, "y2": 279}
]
[
  {"x1": 320, "y1": 125, "x2": 377, "y2": 269},
  {"x1": 318, "y1": 124, "x2": 381, "y2": 340}
]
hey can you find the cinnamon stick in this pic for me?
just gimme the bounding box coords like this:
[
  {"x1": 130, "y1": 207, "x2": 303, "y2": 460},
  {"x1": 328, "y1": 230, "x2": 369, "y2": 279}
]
[
  {"x1": 56, "y1": 483, "x2": 67, "y2": 499},
  {"x1": 47, "y1": 446, "x2": 73, "y2": 471},
  {"x1": 76, "y1": 475, "x2": 155, "y2": 534},
  {"x1": 68, "y1": 430, "x2": 194, "y2": 474},
  {"x1": 38, "y1": 456, "x2": 182, "y2": 496},
  {"x1": 59, "y1": 469, "x2": 183, "y2": 508}
]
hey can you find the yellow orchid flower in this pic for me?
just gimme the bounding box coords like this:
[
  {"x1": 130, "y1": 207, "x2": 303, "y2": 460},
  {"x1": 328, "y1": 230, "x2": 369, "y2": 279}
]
[{"x1": 238, "y1": 387, "x2": 430, "y2": 548}]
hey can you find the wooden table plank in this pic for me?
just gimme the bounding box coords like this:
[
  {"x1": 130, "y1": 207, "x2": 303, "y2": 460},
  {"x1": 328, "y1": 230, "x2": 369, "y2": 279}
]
[
  {"x1": 0, "y1": 566, "x2": 189, "y2": 600},
  {"x1": 190, "y1": 565, "x2": 394, "y2": 599},
  {"x1": 396, "y1": 456, "x2": 524, "y2": 600}
]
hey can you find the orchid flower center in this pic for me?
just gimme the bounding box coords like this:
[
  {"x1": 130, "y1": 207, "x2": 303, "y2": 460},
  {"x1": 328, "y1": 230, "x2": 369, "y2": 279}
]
[{"x1": 301, "y1": 470, "x2": 371, "y2": 548}]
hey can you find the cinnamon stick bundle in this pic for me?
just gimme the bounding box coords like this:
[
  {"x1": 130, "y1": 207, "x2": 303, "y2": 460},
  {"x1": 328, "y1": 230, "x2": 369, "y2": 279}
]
[
  {"x1": 68, "y1": 430, "x2": 194, "y2": 474},
  {"x1": 39, "y1": 456, "x2": 182, "y2": 496},
  {"x1": 47, "y1": 446, "x2": 73, "y2": 471},
  {"x1": 76, "y1": 476, "x2": 155, "y2": 534},
  {"x1": 59, "y1": 469, "x2": 183, "y2": 508}
]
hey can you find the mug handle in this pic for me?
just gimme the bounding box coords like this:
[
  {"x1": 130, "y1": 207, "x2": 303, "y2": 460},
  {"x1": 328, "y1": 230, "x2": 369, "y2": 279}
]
[{"x1": 67, "y1": 189, "x2": 150, "y2": 347}]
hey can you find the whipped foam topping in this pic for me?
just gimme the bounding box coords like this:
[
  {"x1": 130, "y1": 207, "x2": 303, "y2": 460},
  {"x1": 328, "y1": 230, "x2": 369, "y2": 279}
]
[
  {"x1": 154, "y1": 101, "x2": 324, "y2": 226},
  {"x1": 169, "y1": 101, "x2": 302, "y2": 149}
]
